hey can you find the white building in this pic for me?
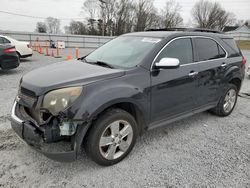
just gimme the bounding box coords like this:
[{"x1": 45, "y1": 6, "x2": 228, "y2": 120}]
[{"x1": 223, "y1": 25, "x2": 250, "y2": 40}]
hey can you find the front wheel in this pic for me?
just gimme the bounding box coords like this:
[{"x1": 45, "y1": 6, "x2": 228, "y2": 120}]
[
  {"x1": 85, "y1": 108, "x2": 138, "y2": 166},
  {"x1": 211, "y1": 84, "x2": 238, "y2": 116}
]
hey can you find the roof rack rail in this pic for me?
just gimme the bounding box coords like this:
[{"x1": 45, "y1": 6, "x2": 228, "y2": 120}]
[{"x1": 146, "y1": 28, "x2": 223, "y2": 34}]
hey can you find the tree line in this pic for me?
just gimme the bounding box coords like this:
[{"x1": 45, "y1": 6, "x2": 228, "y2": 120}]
[{"x1": 35, "y1": 0, "x2": 249, "y2": 36}]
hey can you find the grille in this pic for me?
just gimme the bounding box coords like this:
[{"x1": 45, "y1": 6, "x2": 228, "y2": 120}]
[
  {"x1": 20, "y1": 87, "x2": 36, "y2": 97},
  {"x1": 19, "y1": 92, "x2": 37, "y2": 107},
  {"x1": 18, "y1": 87, "x2": 37, "y2": 108},
  {"x1": 15, "y1": 104, "x2": 38, "y2": 126}
]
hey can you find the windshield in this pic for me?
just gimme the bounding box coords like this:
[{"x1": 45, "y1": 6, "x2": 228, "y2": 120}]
[{"x1": 85, "y1": 36, "x2": 162, "y2": 68}]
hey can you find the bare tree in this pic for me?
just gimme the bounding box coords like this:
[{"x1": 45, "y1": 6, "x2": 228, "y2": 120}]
[
  {"x1": 35, "y1": 22, "x2": 47, "y2": 33},
  {"x1": 192, "y1": 0, "x2": 235, "y2": 30},
  {"x1": 134, "y1": 0, "x2": 157, "y2": 31},
  {"x1": 45, "y1": 17, "x2": 61, "y2": 34},
  {"x1": 113, "y1": 0, "x2": 135, "y2": 35},
  {"x1": 161, "y1": 0, "x2": 183, "y2": 28},
  {"x1": 79, "y1": 0, "x2": 183, "y2": 35},
  {"x1": 65, "y1": 21, "x2": 87, "y2": 35},
  {"x1": 83, "y1": 0, "x2": 99, "y2": 19}
]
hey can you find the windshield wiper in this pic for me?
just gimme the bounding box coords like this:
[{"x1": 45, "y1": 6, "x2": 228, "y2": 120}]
[
  {"x1": 80, "y1": 57, "x2": 114, "y2": 69},
  {"x1": 91, "y1": 61, "x2": 115, "y2": 69}
]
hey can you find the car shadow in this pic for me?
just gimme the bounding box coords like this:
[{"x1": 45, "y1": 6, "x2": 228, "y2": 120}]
[
  {"x1": 20, "y1": 58, "x2": 32, "y2": 63},
  {"x1": 0, "y1": 69, "x2": 20, "y2": 76}
]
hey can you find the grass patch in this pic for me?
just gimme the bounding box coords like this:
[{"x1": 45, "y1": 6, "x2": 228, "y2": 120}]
[{"x1": 236, "y1": 40, "x2": 250, "y2": 50}]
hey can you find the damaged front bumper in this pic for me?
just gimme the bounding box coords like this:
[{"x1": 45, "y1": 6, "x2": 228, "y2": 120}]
[{"x1": 11, "y1": 101, "x2": 90, "y2": 162}]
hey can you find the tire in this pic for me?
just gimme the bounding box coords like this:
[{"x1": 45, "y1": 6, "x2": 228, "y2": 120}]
[
  {"x1": 16, "y1": 52, "x2": 21, "y2": 61},
  {"x1": 211, "y1": 84, "x2": 238, "y2": 117},
  {"x1": 85, "y1": 108, "x2": 138, "y2": 166}
]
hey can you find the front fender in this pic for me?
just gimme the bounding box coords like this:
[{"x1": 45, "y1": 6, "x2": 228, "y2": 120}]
[{"x1": 74, "y1": 83, "x2": 150, "y2": 123}]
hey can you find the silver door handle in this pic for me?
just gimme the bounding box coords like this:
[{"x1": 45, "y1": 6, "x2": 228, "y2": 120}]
[
  {"x1": 221, "y1": 63, "x2": 227, "y2": 67},
  {"x1": 188, "y1": 72, "x2": 199, "y2": 77}
]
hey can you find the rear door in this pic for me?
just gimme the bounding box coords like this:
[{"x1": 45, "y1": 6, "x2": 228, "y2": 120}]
[
  {"x1": 193, "y1": 37, "x2": 227, "y2": 108},
  {"x1": 150, "y1": 37, "x2": 199, "y2": 126}
]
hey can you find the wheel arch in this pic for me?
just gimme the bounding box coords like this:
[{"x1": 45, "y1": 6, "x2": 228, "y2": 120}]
[
  {"x1": 229, "y1": 77, "x2": 242, "y2": 91},
  {"x1": 90, "y1": 100, "x2": 147, "y2": 135}
]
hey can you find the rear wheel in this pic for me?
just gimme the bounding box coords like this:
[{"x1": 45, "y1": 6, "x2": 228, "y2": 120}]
[
  {"x1": 85, "y1": 108, "x2": 138, "y2": 166},
  {"x1": 16, "y1": 51, "x2": 21, "y2": 61},
  {"x1": 211, "y1": 84, "x2": 238, "y2": 116}
]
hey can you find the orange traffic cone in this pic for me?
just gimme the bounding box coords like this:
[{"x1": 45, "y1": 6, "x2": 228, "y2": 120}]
[
  {"x1": 54, "y1": 41, "x2": 61, "y2": 58},
  {"x1": 51, "y1": 50, "x2": 54, "y2": 57},
  {"x1": 67, "y1": 54, "x2": 71, "y2": 61},
  {"x1": 40, "y1": 47, "x2": 43, "y2": 54},
  {"x1": 45, "y1": 42, "x2": 49, "y2": 56},
  {"x1": 75, "y1": 47, "x2": 79, "y2": 59}
]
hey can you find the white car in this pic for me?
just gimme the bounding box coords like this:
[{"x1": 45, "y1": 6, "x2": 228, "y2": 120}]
[{"x1": 0, "y1": 35, "x2": 32, "y2": 58}]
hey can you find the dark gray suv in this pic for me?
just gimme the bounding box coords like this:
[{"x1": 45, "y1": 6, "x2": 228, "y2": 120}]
[{"x1": 11, "y1": 28, "x2": 246, "y2": 166}]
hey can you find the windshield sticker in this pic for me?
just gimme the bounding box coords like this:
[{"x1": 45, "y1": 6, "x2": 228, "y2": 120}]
[{"x1": 142, "y1": 38, "x2": 161, "y2": 43}]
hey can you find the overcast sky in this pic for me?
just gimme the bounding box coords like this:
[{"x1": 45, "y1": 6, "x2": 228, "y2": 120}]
[{"x1": 0, "y1": 0, "x2": 249, "y2": 32}]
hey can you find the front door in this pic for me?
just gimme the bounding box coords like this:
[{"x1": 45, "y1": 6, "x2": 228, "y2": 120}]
[{"x1": 150, "y1": 37, "x2": 199, "y2": 126}]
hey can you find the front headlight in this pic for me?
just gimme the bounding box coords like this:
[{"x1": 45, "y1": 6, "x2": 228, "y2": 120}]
[{"x1": 42, "y1": 87, "x2": 82, "y2": 115}]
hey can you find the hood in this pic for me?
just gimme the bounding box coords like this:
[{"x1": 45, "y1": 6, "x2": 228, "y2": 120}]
[{"x1": 21, "y1": 60, "x2": 125, "y2": 96}]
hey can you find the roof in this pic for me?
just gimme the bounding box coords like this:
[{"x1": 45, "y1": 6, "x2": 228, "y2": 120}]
[{"x1": 124, "y1": 31, "x2": 228, "y2": 39}]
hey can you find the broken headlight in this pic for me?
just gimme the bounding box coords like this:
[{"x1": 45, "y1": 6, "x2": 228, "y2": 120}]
[{"x1": 42, "y1": 87, "x2": 82, "y2": 115}]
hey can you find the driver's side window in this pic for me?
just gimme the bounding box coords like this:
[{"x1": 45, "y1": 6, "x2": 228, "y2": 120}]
[{"x1": 156, "y1": 38, "x2": 193, "y2": 65}]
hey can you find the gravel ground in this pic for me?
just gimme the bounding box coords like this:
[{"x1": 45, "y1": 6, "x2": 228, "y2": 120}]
[{"x1": 0, "y1": 49, "x2": 249, "y2": 188}]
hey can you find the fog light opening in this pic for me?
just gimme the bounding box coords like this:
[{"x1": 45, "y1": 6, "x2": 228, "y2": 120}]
[{"x1": 60, "y1": 122, "x2": 77, "y2": 136}]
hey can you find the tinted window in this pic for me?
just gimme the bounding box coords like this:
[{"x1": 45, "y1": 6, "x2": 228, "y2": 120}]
[
  {"x1": 3, "y1": 38, "x2": 10, "y2": 43},
  {"x1": 156, "y1": 38, "x2": 193, "y2": 65},
  {"x1": 195, "y1": 38, "x2": 225, "y2": 61},
  {"x1": 218, "y1": 44, "x2": 226, "y2": 58},
  {"x1": 222, "y1": 38, "x2": 240, "y2": 57},
  {"x1": 0, "y1": 37, "x2": 4, "y2": 44}
]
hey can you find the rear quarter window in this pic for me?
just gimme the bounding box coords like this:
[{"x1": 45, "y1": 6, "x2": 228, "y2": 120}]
[
  {"x1": 3, "y1": 38, "x2": 11, "y2": 44},
  {"x1": 222, "y1": 38, "x2": 241, "y2": 57}
]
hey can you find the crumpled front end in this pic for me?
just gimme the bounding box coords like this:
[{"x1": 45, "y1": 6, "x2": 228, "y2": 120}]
[{"x1": 11, "y1": 87, "x2": 89, "y2": 162}]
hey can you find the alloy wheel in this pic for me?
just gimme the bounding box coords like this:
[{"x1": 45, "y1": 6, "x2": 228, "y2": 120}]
[{"x1": 99, "y1": 120, "x2": 133, "y2": 160}]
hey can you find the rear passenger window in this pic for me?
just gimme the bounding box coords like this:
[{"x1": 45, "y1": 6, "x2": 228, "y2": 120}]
[
  {"x1": 156, "y1": 38, "x2": 193, "y2": 65},
  {"x1": 3, "y1": 38, "x2": 10, "y2": 44},
  {"x1": 0, "y1": 37, "x2": 4, "y2": 44},
  {"x1": 195, "y1": 38, "x2": 225, "y2": 61}
]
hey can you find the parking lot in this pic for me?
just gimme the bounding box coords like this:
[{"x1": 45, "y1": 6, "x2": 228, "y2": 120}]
[{"x1": 0, "y1": 49, "x2": 250, "y2": 187}]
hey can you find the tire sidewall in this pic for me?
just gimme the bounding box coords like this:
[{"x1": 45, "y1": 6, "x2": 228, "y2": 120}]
[{"x1": 86, "y1": 109, "x2": 138, "y2": 166}]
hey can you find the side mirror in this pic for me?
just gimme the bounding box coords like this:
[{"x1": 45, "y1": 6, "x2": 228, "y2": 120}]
[{"x1": 155, "y1": 58, "x2": 180, "y2": 69}]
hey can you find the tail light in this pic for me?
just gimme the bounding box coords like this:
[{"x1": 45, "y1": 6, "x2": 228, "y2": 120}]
[
  {"x1": 4, "y1": 48, "x2": 16, "y2": 53},
  {"x1": 242, "y1": 56, "x2": 247, "y2": 68}
]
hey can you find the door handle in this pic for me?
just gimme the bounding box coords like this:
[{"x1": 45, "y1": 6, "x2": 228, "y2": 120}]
[
  {"x1": 188, "y1": 71, "x2": 199, "y2": 77},
  {"x1": 221, "y1": 63, "x2": 227, "y2": 67}
]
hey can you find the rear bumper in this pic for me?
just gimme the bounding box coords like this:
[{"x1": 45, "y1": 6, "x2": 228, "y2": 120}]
[
  {"x1": 21, "y1": 53, "x2": 32, "y2": 58},
  {"x1": 10, "y1": 101, "x2": 84, "y2": 162},
  {"x1": 19, "y1": 48, "x2": 33, "y2": 58}
]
